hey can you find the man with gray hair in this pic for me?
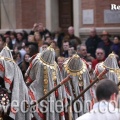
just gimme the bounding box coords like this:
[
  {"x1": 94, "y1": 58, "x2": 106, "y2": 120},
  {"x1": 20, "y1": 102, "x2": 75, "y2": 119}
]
[
  {"x1": 67, "y1": 26, "x2": 81, "y2": 49},
  {"x1": 77, "y1": 44, "x2": 94, "y2": 63},
  {"x1": 92, "y1": 48, "x2": 105, "y2": 70}
]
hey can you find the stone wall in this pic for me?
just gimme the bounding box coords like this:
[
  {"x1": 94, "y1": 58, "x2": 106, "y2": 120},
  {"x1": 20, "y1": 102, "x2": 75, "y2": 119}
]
[
  {"x1": 80, "y1": 0, "x2": 120, "y2": 41},
  {"x1": 16, "y1": 0, "x2": 46, "y2": 29}
]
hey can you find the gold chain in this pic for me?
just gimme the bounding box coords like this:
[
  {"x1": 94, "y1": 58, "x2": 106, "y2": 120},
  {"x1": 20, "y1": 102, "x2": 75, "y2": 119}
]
[
  {"x1": 0, "y1": 56, "x2": 15, "y2": 63},
  {"x1": 64, "y1": 57, "x2": 87, "y2": 76}
]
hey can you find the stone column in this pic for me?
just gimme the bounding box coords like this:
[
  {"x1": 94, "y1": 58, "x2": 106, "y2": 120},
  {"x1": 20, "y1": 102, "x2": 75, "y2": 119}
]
[
  {"x1": 1, "y1": 0, "x2": 16, "y2": 29},
  {"x1": 73, "y1": 0, "x2": 81, "y2": 37},
  {"x1": 45, "y1": 0, "x2": 59, "y2": 32}
]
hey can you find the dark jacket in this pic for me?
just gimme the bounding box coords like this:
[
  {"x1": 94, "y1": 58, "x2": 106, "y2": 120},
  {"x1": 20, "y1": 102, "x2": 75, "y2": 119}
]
[
  {"x1": 111, "y1": 43, "x2": 120, "y2": 57},
  {"x1": 85, "y1": 35, "x2": 102, "y2": 58},
  {"x1": 57, "y1": 32, "x2": 65, "y2": 48},
  {"x1": 61, "y1": 51, "x2": 69, "y2": 58},
  {"x1": 98, "y1": 40, "x2": 113, "y2": 58},
  {"x1": 69, "y1": 35, "x2": 81, "y2": 44}
]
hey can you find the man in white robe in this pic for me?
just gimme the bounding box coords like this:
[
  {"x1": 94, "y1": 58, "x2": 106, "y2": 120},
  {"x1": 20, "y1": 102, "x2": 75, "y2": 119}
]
[{"x1": 76, "y1": 80, "x2": 120, "y2": 120}]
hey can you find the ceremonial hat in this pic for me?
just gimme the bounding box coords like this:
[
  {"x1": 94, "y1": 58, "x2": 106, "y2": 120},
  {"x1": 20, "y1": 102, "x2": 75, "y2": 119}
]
[
  {"x1": 94, "y1": 52, "x2": 120, "y2": 84},
  {"x1": 103, "y1": 52, "x2": 119, "y2": 69},
  {"x1": 63, "y1": 54, "x2": 87, "y2": 76},
  {"x1": 39, "y1": 45, "x2": 55, "y2": 65}
]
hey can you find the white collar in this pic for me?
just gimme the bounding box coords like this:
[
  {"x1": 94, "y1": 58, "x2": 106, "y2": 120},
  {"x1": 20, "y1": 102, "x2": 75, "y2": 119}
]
[{"x1": 93, "y1": 100, "x2": 115, "y2": 110}]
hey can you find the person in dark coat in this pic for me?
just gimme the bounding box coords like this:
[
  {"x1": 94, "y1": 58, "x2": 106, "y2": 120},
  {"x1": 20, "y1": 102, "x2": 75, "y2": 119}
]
[
  {"x1": 61, "y1": 40, "x2": 70, "y2": 58},
  {"x1": 85, "y1": 28, "x2": 102, "y2": 58},
  {"x1": 57, "y1": 28, "x2": 65, "y2": 49},
  {"x1": 67, "y1": 26, "x2": 81, "y2": 48},
  {"x1": 98, "y1": 31, "x2": 113, "y2": 58},
  {"x1": 19, "y1": 53, "x2": 30, "y2": 77},
  {"x1": 111, "y1": 36, "x2": 120, "y2": 57},
  {"x1": 4, "y1": 37, "x2": 13, "y2": 50}
]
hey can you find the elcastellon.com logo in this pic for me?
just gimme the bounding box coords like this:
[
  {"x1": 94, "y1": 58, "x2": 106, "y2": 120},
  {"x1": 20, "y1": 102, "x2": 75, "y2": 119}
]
[
  {"x1": 111, "y1": 4, "x2": 120, "y2": 10},
  {"x1": 0, "y1": 98, "x2": 120, "y2": 114}
]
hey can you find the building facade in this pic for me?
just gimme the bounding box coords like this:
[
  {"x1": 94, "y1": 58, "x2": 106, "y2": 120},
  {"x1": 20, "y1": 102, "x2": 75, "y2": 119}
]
[{"x1": 0, "y1": 0, "x2": 120, "y2": 39}]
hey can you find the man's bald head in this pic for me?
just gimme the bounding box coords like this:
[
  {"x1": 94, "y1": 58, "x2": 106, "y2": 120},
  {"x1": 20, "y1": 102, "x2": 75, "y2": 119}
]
[
  {"x1": 68, "y1": 26, "x2": 74, "y2": 35},
  {"x1": 90, "y1": 27, "x2": 96, "y2": 37},
  {"x1": 90, "y1": 27, "x2": 96, "y2": 32}
]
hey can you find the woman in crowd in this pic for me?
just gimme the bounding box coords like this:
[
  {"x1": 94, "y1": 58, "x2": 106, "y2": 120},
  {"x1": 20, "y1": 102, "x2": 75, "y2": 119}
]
[
  {"x1": 27, "y1": 35, "x2": 35, "y2": 42},
  {"x1": 57, "y1": 56, "x2": 65, "y2": 72},
  {"x1": 5, "y1": 37, "x2": 13, "y2": 49},
  {"x1": 10, "y1": 32, "x2": 17, "y2": 50},
  {"x1": 19, "y1": 53, "x2": 30, "y2": 77},
  {"x1": 51, "y1": 41, "x2": 60, "y2": 58},
  {"x1": 16, "y1": 32, "x2": 26, "y2": 50},
  {"x1": 15, "y1": 52, "x2": 22, "y2": 65},
  {"x1": 34, "y1": 32, "x2": 43, "y2": 52},
  {"x1": 111, "y1": 36, "x2": 120, "y2": 57}
]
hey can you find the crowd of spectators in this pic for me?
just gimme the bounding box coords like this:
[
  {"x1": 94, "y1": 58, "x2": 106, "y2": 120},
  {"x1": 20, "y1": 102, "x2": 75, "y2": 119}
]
[{"x1": 0, "y1": 23, "x2": 120, "y2": 77}]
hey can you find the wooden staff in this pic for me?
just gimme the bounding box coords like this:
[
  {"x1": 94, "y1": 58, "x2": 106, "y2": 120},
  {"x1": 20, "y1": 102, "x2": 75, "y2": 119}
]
[
  {"x1": 67, "y1": 68, "x2": 120, "y2": 120},
  {"x1": 72, "y1": 68, "x2": 109, "y2": 105},
  {"x1": 72, "y1": 69, "x2": 120, "y2": 105},
  {"x1": 31, "y1": 75, "x2": 71, "y2": 106},
  {"x1": 70, "y1": 69, "x2": 120, "y2": 119},
  {"x1": 68, "y1": 105, "x2": 72, "y2": 120},
  {"x1": 65, "y1": 68, "x2": 109, "y2": 120}
]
